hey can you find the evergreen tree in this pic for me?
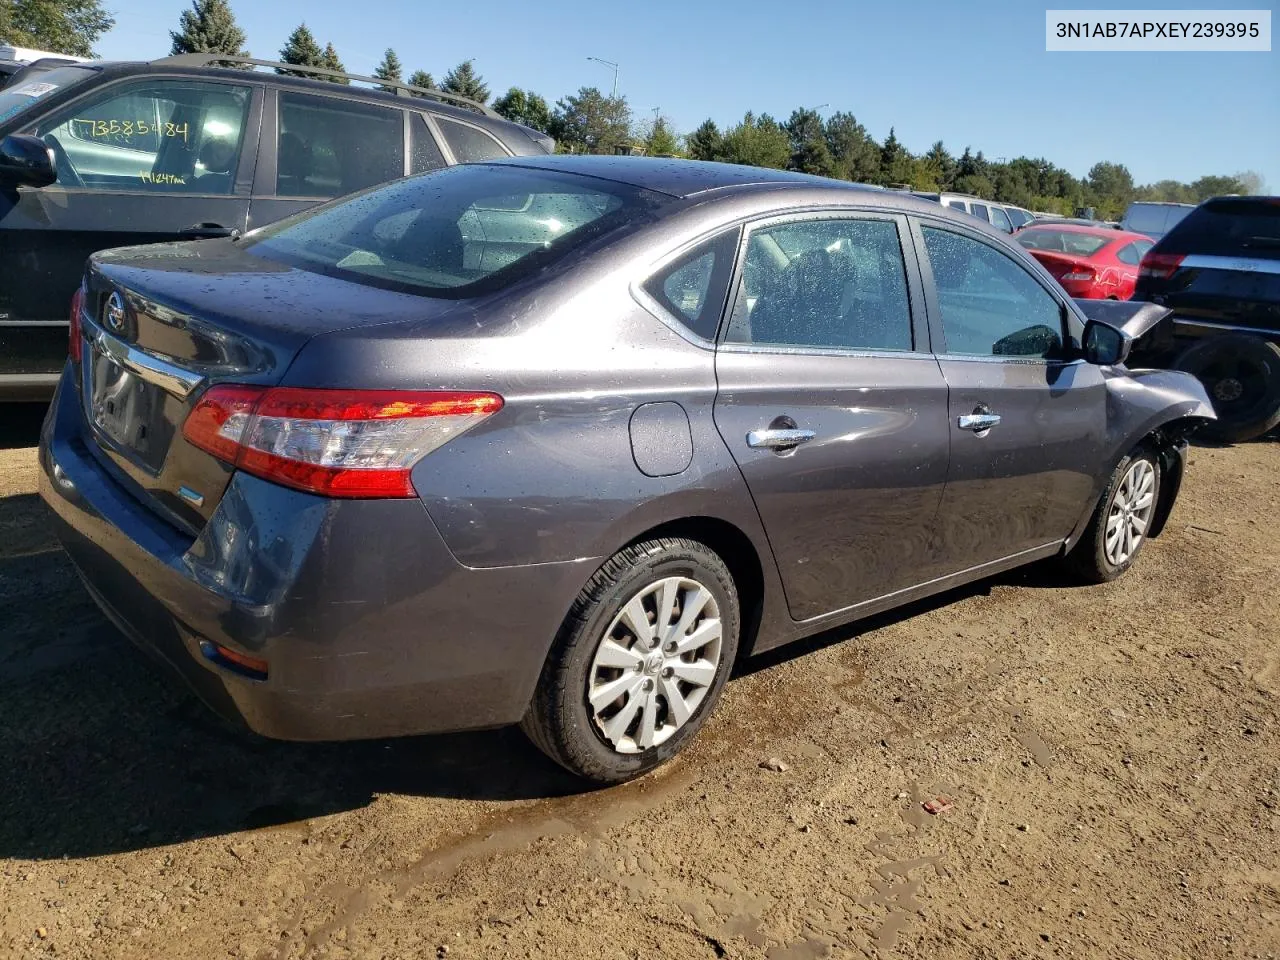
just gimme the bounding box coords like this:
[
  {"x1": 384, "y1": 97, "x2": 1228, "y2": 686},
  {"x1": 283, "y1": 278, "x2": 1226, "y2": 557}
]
[
  {"x1": 718, "y1": 113, "x2": 790, "y2": 170},
  {"x1": 784, "y1": 108, "x2": 833, "y2": 176},
  {"x1": 878, "y1": 127, "x2": 913, "y2": 185},
  {"x1": 373, "y1": 48, "x2": 403, "y2": 93},
  {"x1": 277, "y1": 23, "x2": 324, "y2": 77},
  {"x1": 441, "y1": 60, "x2": 490, "y2": 105},
  {"x1": 924, "y1": 141, "x2": 955, "y2": 190},
  {"x1": 408, "y1": 70, "x2": 436, "y2": 92},
  {"x1": 550, "y1": 87, "x2": 631, "y2": 155},
  {"x1": 320, "y1": 43, "x2": 348, "y2": 83},
  {"x1": 643, "y1": 116, "x2": 680, "y2": 157},
  {"x1": 823, "y1": 111, "x2": 879, "y2": 183},
  {"x1": 685, "y1": 120, "x2": 722, "y2": 162},
  {"x1": 168, "y1": 0, "x2": 246, "y2": 58},
  {"x1": 493, "y1": 88, "x2": 553, "y2": 133}
]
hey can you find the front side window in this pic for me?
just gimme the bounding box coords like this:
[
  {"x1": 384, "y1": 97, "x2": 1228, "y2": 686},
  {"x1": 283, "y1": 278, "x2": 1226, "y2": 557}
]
[
  {"x1": 436, "y1": 117, "x2": 508, "y2": 163},
  {"x1": 970, "y1": 202, "x2": 989, "y2": 222},
  {"x1": 989, "y1": 206, "x2": 1012, "y2": 232},
  {"x1": 724, "y1": 217, "x2": 913, "y2": 352},
  {"x1": 247, "y1": 164, "x2": 667, "y2": 298},
  {"x1": 922, "y1": 226, "x2": 1065, "y2": 359},
  {"x1": 31, "y1": 79, "x2": 251, "y2": 193},
  {"x1": 277, "y1": 92, "x2": 404, "y2": 198},
  {"x1": 642, "y1": 231, "x2": 737, "y2": 340}
]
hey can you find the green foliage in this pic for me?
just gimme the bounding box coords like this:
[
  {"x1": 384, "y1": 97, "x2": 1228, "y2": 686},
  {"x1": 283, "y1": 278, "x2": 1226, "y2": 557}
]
[
  {"x1": 878, "y1": 127, "x2": 914, "y2": 186},
  {"x1": 684, "y1": 120, "x2": 722, "y2": 162},
  {"x1": 823, "y1": 112, "x2": 879, "y2": 183},
  {"x1": 6, "y1": 0, "x2": 113, "y2": 58},
  {"x1": 923, "y1": 141, "x2": 955, "y2": 190},
  {"x1": 277, "y1": 23, "x2": 323, "y2": 76},
  {"x1": 320, "y1": 43, "x2": 348, "y2": 83},
  {"x1": 373, "y1": 48, "x2": 403, "y2": 93},
  {"x1": 784, "y1": 108, "x2": 834, "y2": 176},
  {"x1": 169, "y1": 0, "x2": 245, "y2": 57},
  {"x1": 492, "y1": 88, "x2": 553, "y2": 133},
  {"x1": 442, "y1": 60, "x2": 489, "y2": 105},
  {"x1": 717, "y1": 112, "x2": 790, "y2": 169},
  {"x1": 1084, "y1": 161, "x2": 1135, "y2": 218},
  {"x1": 643, "y1": 116, "x2": 680, "y2": 157},
  {"x1": 550, "y1": 87, "x2": 631, "y2": 155},
  {"x1": 407, "y1": 70, "x2": 435, "y2": 92}
]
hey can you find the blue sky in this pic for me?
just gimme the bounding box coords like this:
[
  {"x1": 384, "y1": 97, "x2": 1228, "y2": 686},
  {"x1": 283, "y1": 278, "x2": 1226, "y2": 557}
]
[{"x1": 98, "y1": 0, "x2": 1277, "y2": 189}]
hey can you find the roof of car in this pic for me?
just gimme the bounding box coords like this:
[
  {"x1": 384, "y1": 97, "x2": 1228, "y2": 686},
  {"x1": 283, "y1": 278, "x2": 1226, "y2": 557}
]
[
  {"x1": 1019, "y1": 222, "x2": 1150, "y2": 243},
  {"x1": 488, "y1": 154, "x2": 908, "y2": 201}
]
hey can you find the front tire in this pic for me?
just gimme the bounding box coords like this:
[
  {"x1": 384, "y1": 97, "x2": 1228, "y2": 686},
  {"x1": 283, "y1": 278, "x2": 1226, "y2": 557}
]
[
  {"x1": 1067, "y1": 448, "x2": 1161, "y2": 584},
  {"x1": 522, "y1": 538, "x2": 740, "y2": 784}
]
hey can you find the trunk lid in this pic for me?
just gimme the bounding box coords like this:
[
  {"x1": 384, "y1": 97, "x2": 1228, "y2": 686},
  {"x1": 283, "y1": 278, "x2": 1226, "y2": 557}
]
[{"x1": 77, "y1": 238, "x2": 459, "y2": 533}]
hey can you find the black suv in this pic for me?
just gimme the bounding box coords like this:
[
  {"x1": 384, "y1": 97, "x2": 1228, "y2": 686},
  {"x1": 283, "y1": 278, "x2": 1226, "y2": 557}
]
[
  {"x1": 1132, "y1": 196, "x2": 1280, "y2": 443},
  {"x1": 0, "y1": 54, "x2": 553, "y2": 399}
]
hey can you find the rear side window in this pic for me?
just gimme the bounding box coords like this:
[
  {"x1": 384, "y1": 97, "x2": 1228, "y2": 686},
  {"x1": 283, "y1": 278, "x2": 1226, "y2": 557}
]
[
  {"x1": 724, "y1": 217, "x2": 913, "y2": 352},
  {"x1": 1161, "y1": 199, "x2": 1280, "y2": 259},
  {"x1": 247, "y1": 164, "x2": 667, "y2": 298},
  {"x1": 947, "y1": 200, "x2": 967, "y2": 211},
  {"x1": 970, "y1": 202, "x2": 989, "y2": 221},
  {"x1": 436, "y1": 117, "x2": 508, "y2": 162},
  {"x1": 1115, "y1": 240, "x2": 1152, "y2": 265},
  {"x1": 922, "y1": 226, "x2": 1064, "y2": 359},
  {"x1": 32, "y1": 79, "x2": 252, "y2": 193},
  {"x1": 277, "y1": 92, "x2": 404, "y2": 198},
  {"x1": 642, "y1": 231, "x2": 738, "y2": 340}
]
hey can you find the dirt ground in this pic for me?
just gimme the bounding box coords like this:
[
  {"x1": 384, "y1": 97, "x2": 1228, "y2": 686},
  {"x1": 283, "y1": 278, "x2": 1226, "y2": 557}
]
[{"x1": 1, "y1": 403, "x2": 1277, "y2": 960}]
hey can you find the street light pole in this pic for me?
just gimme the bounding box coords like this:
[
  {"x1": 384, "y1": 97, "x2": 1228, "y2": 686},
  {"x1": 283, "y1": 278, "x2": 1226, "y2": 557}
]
[{"x1": 586, "y1": 56, "x2": 619, "y2": 98}]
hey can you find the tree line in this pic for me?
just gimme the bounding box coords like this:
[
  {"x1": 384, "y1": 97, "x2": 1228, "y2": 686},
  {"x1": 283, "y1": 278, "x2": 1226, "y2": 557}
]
[{"x1": 8, "y1": 0, "x2": 1264, "y2": 219}]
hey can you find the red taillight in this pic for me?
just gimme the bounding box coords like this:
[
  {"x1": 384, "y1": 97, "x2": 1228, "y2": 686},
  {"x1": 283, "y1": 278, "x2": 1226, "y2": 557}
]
[
  {"x1": 1138, "y1": 252, "x2": 1186, "y2": 280},
  {"x1": 69, "y1": 286, "x2": 84, "y2": 363},
  {"x1": 182, "y1": 386, "x2": 503, "y2": 499}
]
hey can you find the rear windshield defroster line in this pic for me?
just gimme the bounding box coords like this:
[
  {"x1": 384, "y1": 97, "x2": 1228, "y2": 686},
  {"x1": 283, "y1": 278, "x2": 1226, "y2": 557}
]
[{"x1": 244, "y1": 164, "x2": 673, "y2": 299}]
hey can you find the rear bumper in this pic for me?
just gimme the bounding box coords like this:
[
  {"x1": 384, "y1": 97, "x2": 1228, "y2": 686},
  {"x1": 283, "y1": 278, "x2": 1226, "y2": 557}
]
[{"x1": 38, "y1": 366, "x2": 594, "y2": 741}]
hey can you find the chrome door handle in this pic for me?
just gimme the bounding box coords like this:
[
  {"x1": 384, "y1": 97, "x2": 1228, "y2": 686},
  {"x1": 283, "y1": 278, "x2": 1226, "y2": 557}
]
[
  {"x1": 957, "y1": 413, "x2": 1002, "y2": 432},
  {"x1": 747, "y1": 428, "x2": 816, "y2": 450}
]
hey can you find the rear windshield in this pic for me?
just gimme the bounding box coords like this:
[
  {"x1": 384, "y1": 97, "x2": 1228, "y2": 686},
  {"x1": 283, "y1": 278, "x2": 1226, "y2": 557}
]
[
  {"x1": 0, "y1": 66, "x2": 94, "y2": 125},
  {"x1": 1162, "y1": 198, "x2": 1280, "y2": 259},
  {"x1": 1016, "y1": 228, "x2": 1113, "y2": 257},
  {"x1": 246, "y1": 164, "x2": 668, "y2": 297}
]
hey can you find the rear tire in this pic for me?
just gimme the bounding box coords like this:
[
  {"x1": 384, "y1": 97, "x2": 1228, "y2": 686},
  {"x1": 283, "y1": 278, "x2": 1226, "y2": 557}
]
[
  {"x1": 1172, "y1": 334, "x2": 1280, "y2": 443},
  {"x1": 1067, "y1": 447, "x2": 1161, "y2": 584},
  {"x1": 522, "y1": 538, "x2": 739, "y2": 784}
]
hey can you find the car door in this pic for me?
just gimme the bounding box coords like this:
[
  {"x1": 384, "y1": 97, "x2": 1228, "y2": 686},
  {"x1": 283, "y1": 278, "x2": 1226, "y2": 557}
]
[
  {"x1": 913, "y1": 219, "x2": 1107, "y2": 572},
  {"x1": 0, "y1": 75, "x2": 259, "y2": 366},
  {"x1": 247, "y1": 90, "x2": 443, "y2": 229},
  {"x1": 712, "y1": 212, "x2": 950, "y2": 622}
]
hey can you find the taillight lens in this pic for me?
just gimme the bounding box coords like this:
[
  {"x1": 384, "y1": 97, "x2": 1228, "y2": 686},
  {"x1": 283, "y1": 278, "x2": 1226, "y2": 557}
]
[
  {"x1": 1138, "y1": 252, "x2": 1186, "y2": 280},
  {"x1": 69, "y1": 286, "x2": 85, "y2": 363},
  {"x1": 183, "y1": 386, "x2": 503, "y2": 498}
]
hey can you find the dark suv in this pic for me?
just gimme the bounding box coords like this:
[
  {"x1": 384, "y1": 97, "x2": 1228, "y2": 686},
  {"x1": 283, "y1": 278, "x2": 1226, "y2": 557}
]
[
  {"x1": 0, "y1": 54, "x2": 553, "y2": 399},
  {"x1": 1132, "y1": 196, "x2": 1280, "y2": 442}
]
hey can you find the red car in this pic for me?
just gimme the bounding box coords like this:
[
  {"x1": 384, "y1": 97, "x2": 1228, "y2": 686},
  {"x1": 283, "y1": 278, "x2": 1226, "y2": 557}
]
[{"x1": 1014, "y1": 223, "x2": 1154, "y2": 299}]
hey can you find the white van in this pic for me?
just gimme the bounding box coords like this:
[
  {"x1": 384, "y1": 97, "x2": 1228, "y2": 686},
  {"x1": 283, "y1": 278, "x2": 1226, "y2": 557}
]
[{"x1": 1120, "y1": 202, "x2": 1195, "y2": 242}]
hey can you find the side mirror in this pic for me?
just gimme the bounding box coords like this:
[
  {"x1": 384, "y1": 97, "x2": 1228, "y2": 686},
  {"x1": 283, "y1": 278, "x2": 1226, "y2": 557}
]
[
  {"x1": 0, "y1": 135, "x2": 56, "y2": 189},
  {"x1": 1082, "y1": 319, "x2": 1131, "y2": 366}
]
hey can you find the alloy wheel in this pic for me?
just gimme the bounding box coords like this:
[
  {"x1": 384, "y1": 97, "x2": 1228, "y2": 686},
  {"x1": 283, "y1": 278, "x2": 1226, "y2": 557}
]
[{"x1": 1105, "y1": 459, "x2": 1156, "y2": 567}]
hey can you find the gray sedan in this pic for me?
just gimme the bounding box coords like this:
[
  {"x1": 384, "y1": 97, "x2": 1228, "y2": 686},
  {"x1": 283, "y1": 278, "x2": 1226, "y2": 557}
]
[{"x1": 39, "y1": 156, "x2": 1213, "y2": 783}]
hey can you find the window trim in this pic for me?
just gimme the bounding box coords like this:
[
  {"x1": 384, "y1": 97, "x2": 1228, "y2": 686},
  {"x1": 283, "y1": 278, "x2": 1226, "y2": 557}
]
[
  {"x1": 715, "y1": 208, "x2": 930, "y2": 358},
  {"x1": 18, "y1": 72, "x2": 263, "y2": 199},
  {"x1": 909, "y1": 214, "x2": 1078, "y2": 365},
  {"x1": 263, "y1": 86, "x2": 411, "y2": 201}
]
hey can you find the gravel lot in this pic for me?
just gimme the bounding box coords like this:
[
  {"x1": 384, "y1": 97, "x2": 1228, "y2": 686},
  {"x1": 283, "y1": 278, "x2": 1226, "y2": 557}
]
[{"x1": 1, "y1": 404, "x2": 1277, "y2": 959}]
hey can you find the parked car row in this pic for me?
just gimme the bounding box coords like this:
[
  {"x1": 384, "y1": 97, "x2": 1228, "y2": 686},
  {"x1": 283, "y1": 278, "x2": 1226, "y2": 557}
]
[
  {"x1": 912, "y1": 191, "x2": 1035, "y2": 233},
  {"x1": 0, "y1": 53, "x2": 554, "y2": 399}
]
